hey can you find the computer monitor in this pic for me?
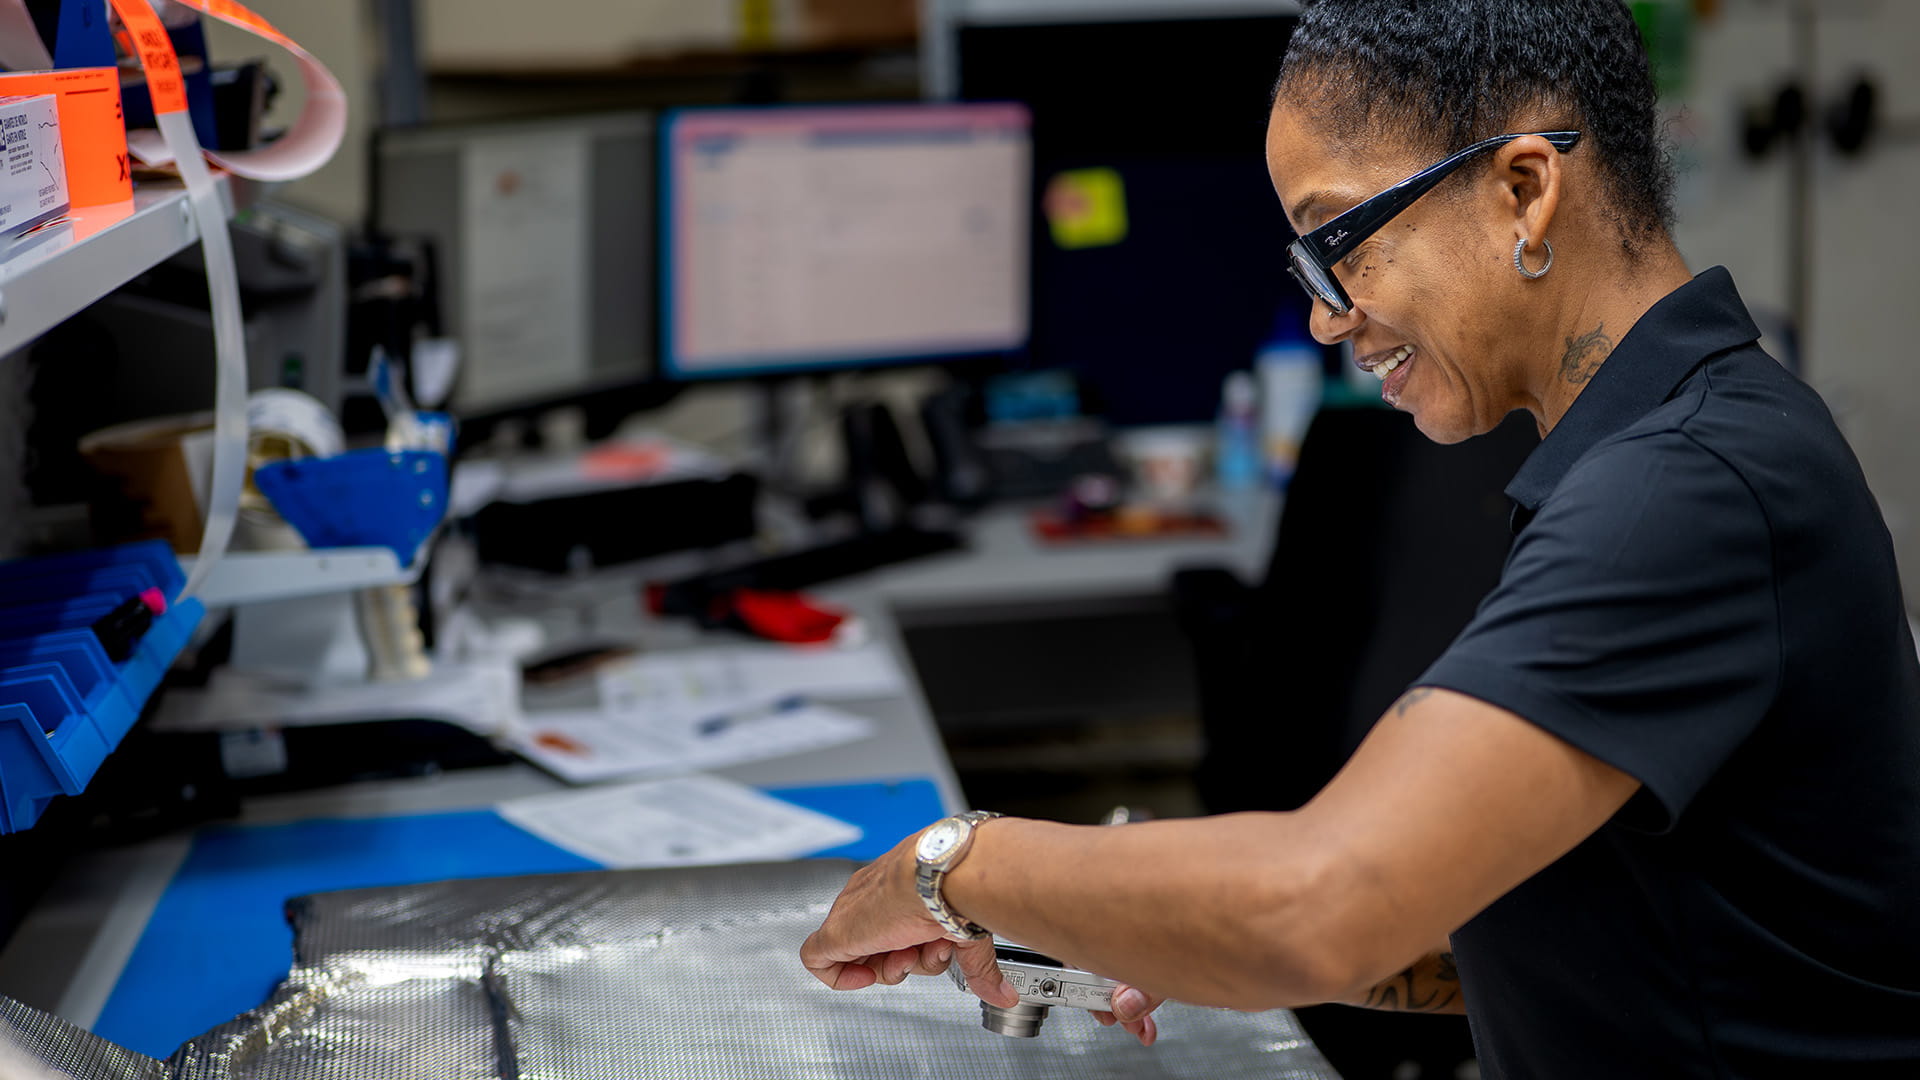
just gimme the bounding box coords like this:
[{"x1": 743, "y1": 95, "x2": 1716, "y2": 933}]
[
  {"x1": 660, "y1": 103, "x2": 1032, "y2": 380},
  {"x1": 374, "y1": 112, "x2": 656, "y2": 417}
]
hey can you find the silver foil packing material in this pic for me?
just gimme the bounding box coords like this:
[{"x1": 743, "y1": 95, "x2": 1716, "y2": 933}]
[
  {"x1": 0, "y1": 861, "x2": 1340, "y2": 1080},
  {"x1": 0, "y1": 1000, "x2": 165, "y2": 1080}
]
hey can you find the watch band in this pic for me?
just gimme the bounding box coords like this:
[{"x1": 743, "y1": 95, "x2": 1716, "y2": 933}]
[{"x1": 915, "y1": 810, "x2": 1003, "y2": 941}]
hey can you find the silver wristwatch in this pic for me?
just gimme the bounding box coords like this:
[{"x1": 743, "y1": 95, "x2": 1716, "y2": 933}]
[{"x1": 914, "y1": 810, "x2": 1004, "y2": 941}]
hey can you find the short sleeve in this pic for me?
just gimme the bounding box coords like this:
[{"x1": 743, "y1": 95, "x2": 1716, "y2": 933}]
[{"x1": 1418, "y1": 432, "x2": 1781, "y2": 832}]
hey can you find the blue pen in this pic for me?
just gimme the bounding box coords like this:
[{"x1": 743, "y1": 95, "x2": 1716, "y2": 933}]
[{"x1": 696, "y1": 695, "x2": 810, "y2": 738}]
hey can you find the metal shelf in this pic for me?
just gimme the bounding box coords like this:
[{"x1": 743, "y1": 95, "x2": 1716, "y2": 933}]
[
  {"x1": 180, "y1": 547, "x2": 421, "y2": 608},
  {"x1": 0, "y1": 176, "x2": 235, "y2": 357}
]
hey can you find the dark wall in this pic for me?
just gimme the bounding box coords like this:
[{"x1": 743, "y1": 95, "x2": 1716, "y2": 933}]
[{"x1": 960, "y1": 16, "x2": 1311, "y2": 427}]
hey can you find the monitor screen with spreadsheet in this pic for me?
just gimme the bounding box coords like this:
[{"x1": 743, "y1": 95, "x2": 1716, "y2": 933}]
[{"x1": 660, "y1": 103, "x2": 1032, "y2": 379}]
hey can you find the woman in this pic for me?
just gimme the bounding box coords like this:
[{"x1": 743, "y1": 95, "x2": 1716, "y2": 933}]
[{"x1": 800, "y1": 2, "x2": 1920, "y2": 1075}]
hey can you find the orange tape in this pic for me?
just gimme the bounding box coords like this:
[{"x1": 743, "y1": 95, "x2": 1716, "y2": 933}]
[
  {"x1": 112, "y1": 0, "x2": 308, "y2": 107},
  {"x1": 189, "y1": 0, "x2": 294, "y2": 47},
  {"x1": 108, "y1": 0, "x2": 189, "y2": 116},
  {"x1": 110, "y1": 0, "x2": 346, "y2": 184},
  {"x1": 0, "y1": 67, "x2": 132, "y2": 208}
]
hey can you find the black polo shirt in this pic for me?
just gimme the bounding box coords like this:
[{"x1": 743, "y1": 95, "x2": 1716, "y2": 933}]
[{"x1": 1419, "y1": 267, "x2": 1920, "y2": 1078}]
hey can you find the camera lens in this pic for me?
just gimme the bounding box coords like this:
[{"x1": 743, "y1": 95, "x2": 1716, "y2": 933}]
[{"x1": 980, "y1": 1001, "x2": 1050, "y2": 1038}]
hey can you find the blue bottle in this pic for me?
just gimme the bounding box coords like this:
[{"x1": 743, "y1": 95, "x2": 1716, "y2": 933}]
[
  {"x1": 1215, "y1": 371, "x2": 1262, "y2": 492},
  {"x1": 1254, "y1": 307, "x2": 1325, "y2": 489}
]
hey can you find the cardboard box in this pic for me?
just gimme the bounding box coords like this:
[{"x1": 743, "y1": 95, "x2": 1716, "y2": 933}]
[
  {"x1": 79, "y1": 413, "x2": 217, "y2": 555},
  {"x1": 0, "y1": 94, "x2": 68, "y2": 238}
]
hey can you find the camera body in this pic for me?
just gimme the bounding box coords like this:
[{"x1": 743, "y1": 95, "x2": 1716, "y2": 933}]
[{"x1": 950, "y1": 940, "x2": 1123, "y2": 1037}]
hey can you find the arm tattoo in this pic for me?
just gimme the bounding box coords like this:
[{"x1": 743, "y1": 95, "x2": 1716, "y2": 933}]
[
  {"x1": 1360, "y1": 951, "x2": 1462, "y2": 1013},
  {"x1": 1392, "y1": 687, "x2": 1434, "y2": 717},
  {"x1": 1560, "y1": 324, "x2": 1615, "y2": 385}
]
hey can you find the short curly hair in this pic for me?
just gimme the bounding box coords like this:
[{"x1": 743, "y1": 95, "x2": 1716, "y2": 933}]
[{"x1": 1274, "y1": 0, "x2": 1675, "y2": 258}]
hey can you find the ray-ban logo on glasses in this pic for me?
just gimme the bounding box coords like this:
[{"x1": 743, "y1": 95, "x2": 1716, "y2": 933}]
[{"x1": 1324, "y1": 229, "x2": 1349, "y2": 248}]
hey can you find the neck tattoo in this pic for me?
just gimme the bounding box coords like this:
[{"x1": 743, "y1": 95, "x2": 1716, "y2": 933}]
[{"x1": 1560, "y1": 324, "x2": 1615, "y2": 386}]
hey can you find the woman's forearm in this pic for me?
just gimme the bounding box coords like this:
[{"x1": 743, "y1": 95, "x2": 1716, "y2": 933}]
[
  {"x1": 806, "y1": 688, "x2": 1637, "y2": 1020},
  {"x1": 940, "y1": 813, "x2": 1365, "y2": 1011}
]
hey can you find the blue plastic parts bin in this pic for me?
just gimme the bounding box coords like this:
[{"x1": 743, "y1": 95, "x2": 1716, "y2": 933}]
[
  {"x1": 253, "y1": 447, "x2": 449, "y2": 567},
  {"x1": 0, "y1": 540, "x2": 205, "y2": 834}
]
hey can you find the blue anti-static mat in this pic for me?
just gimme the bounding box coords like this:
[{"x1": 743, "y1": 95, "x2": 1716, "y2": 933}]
[{"x1": 92, "y1": 777, "x2": 946, "y2": 1059}]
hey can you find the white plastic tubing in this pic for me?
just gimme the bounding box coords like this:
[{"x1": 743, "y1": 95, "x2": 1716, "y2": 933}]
[{"x1": 109, "y1": 0, "x2": 345, "y2": 600}]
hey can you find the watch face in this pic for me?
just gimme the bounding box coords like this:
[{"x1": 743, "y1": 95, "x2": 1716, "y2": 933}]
[{"x1": 917, "y1": 819, "x2": 965, "y2": 861}]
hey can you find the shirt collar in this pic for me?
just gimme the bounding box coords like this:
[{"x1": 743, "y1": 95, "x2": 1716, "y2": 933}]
[{"x1": 1504, "y1": 266, "x2": 1762, "y2": 528}]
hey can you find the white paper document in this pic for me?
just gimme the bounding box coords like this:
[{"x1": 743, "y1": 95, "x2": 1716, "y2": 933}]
[
  {"x1": 458, "y1": 130, "x2": 591, "y2": 410},
  {"x1": 512, "y1": 700, "x2": 875, "y2": 785},
  {"x1": 497, "y1": 774, "x2": 862, "y2": 868},
  {"x1": 450, "y1": 434, "x2": 733, "y2": 518},
  {"x1": 594, "y1": 643, "x2": 909, "y2": 716},
  {"x1": 151, "y1": 659, "x2": 522, "y2": 736}
]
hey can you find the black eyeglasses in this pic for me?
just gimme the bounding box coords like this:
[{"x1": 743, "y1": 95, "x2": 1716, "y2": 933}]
[{"x1": 1285, "y1": 130, "x2": 1582, "y2": 316}]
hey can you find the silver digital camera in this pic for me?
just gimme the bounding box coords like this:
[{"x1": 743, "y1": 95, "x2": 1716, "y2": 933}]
[{"x1": 949, "y1": 939, "x2": 1124, "y2": 1038}]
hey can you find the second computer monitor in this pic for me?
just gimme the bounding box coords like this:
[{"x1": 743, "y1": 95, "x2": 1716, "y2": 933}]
[{"x1": 661, "y1": 103, "x2": 1032, "y2": 379}]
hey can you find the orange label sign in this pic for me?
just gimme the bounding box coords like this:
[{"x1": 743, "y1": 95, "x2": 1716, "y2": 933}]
[
  {"x1": 0, "y1": 67, "x2": 132, "y2": 208},
  {"x1": 108, "y1": 0, "x2": 188, "y2": 116}
]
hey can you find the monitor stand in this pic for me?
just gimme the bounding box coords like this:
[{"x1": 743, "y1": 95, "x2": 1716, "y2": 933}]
[
  {"x1": 657, "y1": 386, "x2": 964, "y2": 615},
  {"x1": 750, "y1": 375, "x2": 932, "y2": 533}
]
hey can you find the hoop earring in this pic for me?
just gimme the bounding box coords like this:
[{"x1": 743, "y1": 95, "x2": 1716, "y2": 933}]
[{"x1": 1514, "y1": 238, "x2": 1554, "y2": 279}]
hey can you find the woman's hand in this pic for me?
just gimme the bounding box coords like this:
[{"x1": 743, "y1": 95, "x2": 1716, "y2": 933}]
[
  {"x1": 799, "y1": 830, "x2": 1020, "y2": 1009},
  {"x1": 798, "y1": 825, "x2": 1164, "y2": 1046},
  {"x1": 1091, "y1": 984, "x2": 1165, "y2": 1046}
]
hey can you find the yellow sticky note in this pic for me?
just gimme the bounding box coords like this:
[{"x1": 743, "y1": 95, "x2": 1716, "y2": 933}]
[
  {"x1": 737, "y1": 0, "x2": 777, "y2": 49},
  {"x1": 1044, "y1": 168, "x2": 1129, "y2": 250}
]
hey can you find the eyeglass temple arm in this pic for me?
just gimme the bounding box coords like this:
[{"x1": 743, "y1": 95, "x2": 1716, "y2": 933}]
[{"x1": 1297, "y1": 131, "x2": 1582, "y2": 263}]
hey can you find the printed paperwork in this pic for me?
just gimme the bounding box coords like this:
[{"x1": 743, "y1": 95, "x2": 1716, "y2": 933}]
[
  {"x1": 152, "y1": 658, "x2": 522, "y2": 735},
  {"x1": 514, "y1": 700, "x2": 874, "y2": 784},
  {"x1": 509, "y1": 643, "x2": 904, "y2": 783},
  {"x1": 497, "y1": 774, "x2": 861, "y2": 868},
  {"x1": 596, "y1": 642, "x2": 908, "y2": 712},
  {"x1": 448, "y1": 433, "x2": 731, "y2": 518}
]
